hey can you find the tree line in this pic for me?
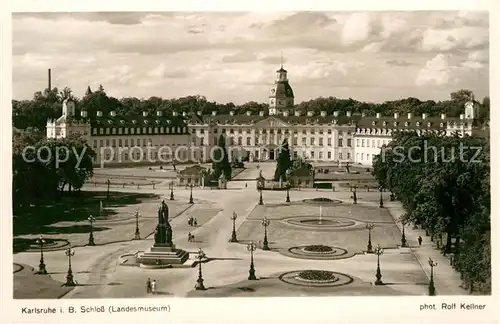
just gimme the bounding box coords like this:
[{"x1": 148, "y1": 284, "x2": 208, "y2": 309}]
[
  {"x1": 372, "y1": 132, "x2": 490, "y2": 294},
  {"x1": 12, "y1": 86, "x2": 490, "y2": 134}
]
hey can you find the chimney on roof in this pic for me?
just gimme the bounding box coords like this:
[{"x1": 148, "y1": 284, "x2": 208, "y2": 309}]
[
  {"x1": 307, "y1": 111, "x2": 314, "y2": 117},
  {"x1": 346, "y1": 111, "x2": 352, "y2": 117},
  {"x1": 333, "y1": 111, "x2": 339, "y2": 117},
  {"x1": 229, "y1": 111, "x2": 235, "y2": 116},
  {"x1": 157, "y1": 111, "x2": 163, "y2": 117},
  {"x1": 259, "y1": 111, "x2": 265, "y2": 116},
  {"x1": 295, "y1": 111, "x2": 301, "y2": 117},
  {"x1": 246, "y1": 111, "x2": 252, "y2": 116},
  {"x1": 97, "y1": 111, "x2": 103, "y2": 117},
  {"x1": 441, "y1": 113, "x2": 446, "y2": 120},
  {"x1": 110, "y1": 111, "x2": 116, "y2": 117},
  {"x1": 143, "y1": 111, "x2": 149, "y2": 117},
  {"x1": 376, "y1": 113, "x2": 381, "y2": 119},
  {"x1": 320, "y1": 111, "x2": 327, "y2": 117},
  {"x1": 172, "y1": 111, "x2": 178, "y2": 117},
  {"x1": 407, "y1": 113, "x2": 412, "y2": 119},
  {"x1": 422, "y1": 113, "x2": 427, "y2": 119},
  {"x1": 394, "y1": 113, "x2": 399, "y2": 119},
  {"x1": 212, "y1": 111, "x2": 217, "y2": 116}
]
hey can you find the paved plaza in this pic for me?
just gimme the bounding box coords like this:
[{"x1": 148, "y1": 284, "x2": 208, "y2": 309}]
[{"x1": 13, "y1": 163, "x2": 468, "y2": 298}]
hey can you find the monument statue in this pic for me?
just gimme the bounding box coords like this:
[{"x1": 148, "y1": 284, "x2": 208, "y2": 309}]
[{"x1": 154, "y1": 200, "x2": 173, "y2": 247}]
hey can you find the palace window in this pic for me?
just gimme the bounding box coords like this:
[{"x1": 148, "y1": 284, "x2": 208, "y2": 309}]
[
  {"x1": 347, "y1": 139, "x2": 352, "y2": 147},
  {"x1": 327, "y1": 138, "x2": 332, "y2": 146},
  {"x1": 327, "y1": 151, "x2": 331, "y2": 159},
  {"x1": 310, "y1": 138, "x2": 315, "y2": 145},
  {"x1": 246, "y1": 137, "x2": 251, "y2": 145},
  {"x1": 338, "y1": 138, "x2": 343, "y2": 147},
  {"x1": 238, "y1": 137, "x2": 242, "y2": 145},
  {"x1": 319, "y1": 138, "x2": 323, "y2": 146}
]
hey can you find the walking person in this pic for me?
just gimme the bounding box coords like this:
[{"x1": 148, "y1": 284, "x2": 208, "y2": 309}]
[
  {"x1": 194, "y1": 218, "x2": 198, "y2": 227},
  {"x1": 188, "y1": 232, "x2": 192, "y2": 243},
  {"x1": 418, "y1": 236, "x2": 423, "y2": 246},
  {"x1": 146, "y1": 278, "x2": 152, "y2": 294},
  {"x1": 151, "y1": 279, "x2": 157, "y2": 295}
]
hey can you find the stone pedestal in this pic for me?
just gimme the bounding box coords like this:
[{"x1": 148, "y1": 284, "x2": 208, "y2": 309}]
[{"x1": 136, "y1": 245, "x2": 189, "y2": 268}]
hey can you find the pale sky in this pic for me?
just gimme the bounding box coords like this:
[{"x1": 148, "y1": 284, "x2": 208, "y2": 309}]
[{"x1": 12, "y1": 11, "x2": 489, "y2": 104}]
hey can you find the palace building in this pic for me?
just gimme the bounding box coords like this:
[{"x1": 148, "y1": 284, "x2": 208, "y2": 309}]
[{"x1": 47, "y1": 64, "x2": 482, "y2": 167}]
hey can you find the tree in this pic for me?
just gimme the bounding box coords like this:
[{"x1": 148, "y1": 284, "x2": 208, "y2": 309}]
[
  {"x1": 274, "y1": 139, "x2": 292, "y2": 181},
  {"x1": 211, "y1": 134, "x2": 232, "y2": 180},
  {"x1": 450, "y1": 89, "x2": 474, "y2": 102}
]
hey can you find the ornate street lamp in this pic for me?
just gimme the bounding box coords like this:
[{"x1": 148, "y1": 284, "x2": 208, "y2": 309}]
[
  {"x1": 374, "y1": 244, "x2": 384, "y2": 285},
  {"x1": 63, "y1": 245, "x2": 76, "y2": 286},
  {"x1": 230, "y1": 211, "x2": 238, "y2": 242},
  {"x1": 35, "y1": 235, "x2": 47, "y2": 274},
  {"x1": 400, "y1": 219, "x2": 408, "y2": 248},
  {"x1": 170, "y1": 181, "x2": 175, "y2": 200},
  {"x1": 189, "y1": 184, "x2": 194, "y2": 204},
  {"x1": 194, "y1": 248, "x2": 206, "y2": 290},
  {"x1": 286, "y1": 185, "x2": 291, "y2": 203},
  {"x1": 261, "y1": 217, "x2": 271, "y2": 250},
  {"x1": 428, "y1": 257, "x2": 437, "y2": 296},
  {"x1": 353, "y1": 186, "x2": 357, "y2": 204},
  {"x1": 87, "y1": 215, "x2": 96, "y2": 246},
  {"x1": 247, "y1": 241, "x2": 257, "y2": 280},
  {"x1": 134, "y1": 209, "x2": 141, "y2": 240},
  {"x1": 379, "y1": 187, "x2": 384, "y2": 208},
  {"x1": 365, "y1": 223, "x2": 374, "y2": 253}
]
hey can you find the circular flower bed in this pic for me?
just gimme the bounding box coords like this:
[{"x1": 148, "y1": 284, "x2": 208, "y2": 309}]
[
  {"x1": 298, "y1": 270, "x2": 336, "y2": 281},
  {"x1": 303, "y1": 245, "x2": 333, "y2": 252}
]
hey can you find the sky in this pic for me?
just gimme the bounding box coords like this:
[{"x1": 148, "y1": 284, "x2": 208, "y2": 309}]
[{"x1": 12, "y1": 11, "x2": 490, "y2": 104}]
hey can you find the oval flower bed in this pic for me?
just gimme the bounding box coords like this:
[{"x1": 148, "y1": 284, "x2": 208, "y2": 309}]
[
  {"x1": 303, "y1": 245, "x2": 333, "y2": 253},
  {"x1": 297, "y1": 270, "x2": 336, "y2": 281},
  {"x1": 311, "y1": 197, "x2": 334, "y2": 202}
]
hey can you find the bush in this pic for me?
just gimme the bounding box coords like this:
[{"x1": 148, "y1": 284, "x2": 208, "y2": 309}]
[
  {"x1": 298, "y1": 270, "x2": 335, "y2": 281},
  {"x1": 304, "y1": 245, "x2": 333, "y2": 252},
  {"x1": 311, "y1": 197, "x2": 333, "y2": 202}
]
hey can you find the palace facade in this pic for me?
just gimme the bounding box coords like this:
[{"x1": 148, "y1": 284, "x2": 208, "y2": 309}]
[{"x1": 47, "y1": 64, "x2": 482, "y2": 167}]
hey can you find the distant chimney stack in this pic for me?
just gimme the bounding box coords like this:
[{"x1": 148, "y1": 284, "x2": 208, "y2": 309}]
[
  {"x1": 143, "y1": 111, "x2": 149, "y2": 117},
  {"x1": 172, "y1": 111, "x2": 178, "y2": 117},
  {"x1": 81, "y1": 110, "x2": 87, "y2": 118},
  {"x1": 156, "y1": 111, "x2": 163, "y2": 117},
  {"x1": 48, "y1": 69, "x2": 51, "y2": 91},
  {"x1": 333, "y1": 111, "x2": 339, "y2": 117},
  {"x1": 97, "y1": 111, "x2": 103, "y2": 117},
  {"x1": 320, "y1": 111, "x2": 327, "y2": 117},
  {"x1": 422, "y1": 113, "x2": 427, "y2": 119},
  {"x1": 441, "y1": 113, "x2": 446, "y2": 120},
  {"x1": 182, "y1": 111, "x2": 187, "y2": 117},
  {"x1": 407, "y1": 113, "x2": 412, "y2": 119},
  {"x1": 376, "y1": 113, "x2": 381, "y2": 119},
  {"x1": 394, "y1": 113, "x2": 399, "y2": 119},
  {"x1": 460, "y1": 114, "x2": 464, "y2": 120},
  {"x1": 110, "y1": 111, "x2": 116, "y2": 117}
]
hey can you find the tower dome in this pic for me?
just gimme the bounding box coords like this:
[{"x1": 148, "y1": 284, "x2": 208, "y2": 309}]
[{"x1": 269, "y1": 57, "x2": 294, "y2": 116}]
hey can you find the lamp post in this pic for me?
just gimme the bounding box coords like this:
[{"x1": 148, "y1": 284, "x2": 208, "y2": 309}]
[
  {"x1": 353, "y1": 186, "x2": 357, "y2": 204},
  {"x1": 189, "y1": 184, "x2": 194, "y2": 204},
  {"x1": 286, "y1": 185, "x2": 291, "y2": 203},
  {"x1": 261, "y1": 217, "x2": 271, "y2": 250},
  {"x1": 134, "y1": 209, "x2": 140, "y2": 240},
  {"x1": 365, "y1": 223, "x2": 374, "y2": 253},
  {"x1": 374, "y1": 244, "x2": 384, "y2": 285},
  {"x1": 258, "y1": 189, "x2": 263, "y2": 205},
  {"x1": 35, "y1": 235, "x2": 47, "y2": 274},
  {"x1": 106, "y1": 179, "x2": 110, "y2": 199},
  {"x1": 379, "y1": 187, "x2": 384, "y2": 208},
  {"x1": 87, "y1": 215, "x2": 96, "y2": 246},
  {"x1": 247, "y1": 241, "x2": 257, "y2": 280},
  {"x1": 63, "y1": 245, "x2": 76, "y2": 286},
  {"x1": 401, "y1": 220, "x2": 408, "y2": 248},
  {"x1": 428, "y1": 257, "x2": 437, "y2": 296},
  {"x1": 194, "y1": 248, "x2": 206, "y2": 290},
  {"x1": 170, "y1": 181, "x2": 175, "y2": 200},
  {"x1": 230, "y1": 211, "x2": 238, "y2": 242}
]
